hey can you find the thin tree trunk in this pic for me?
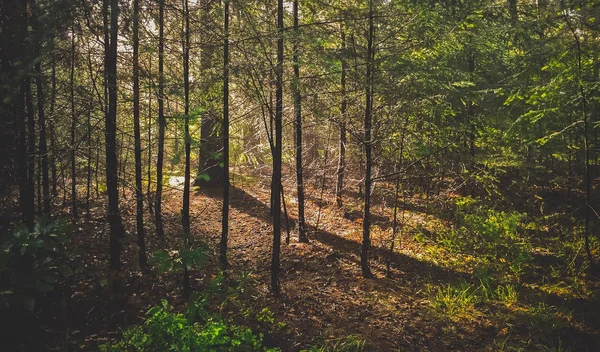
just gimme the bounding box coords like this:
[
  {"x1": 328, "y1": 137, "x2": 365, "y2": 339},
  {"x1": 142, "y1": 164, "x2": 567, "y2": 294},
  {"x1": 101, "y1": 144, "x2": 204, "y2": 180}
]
[
  {"x1": 86, "y1": 104, "x2": 92, "y2": 219},
  {"x1": 95, "y1": 134, "x2": 100, "y2": 197},
  {"x1": 155, "y1": 0, "x2": 166, "y2": 239},
  {"x1": 271, "y1": 0, "x2": 284, "y2": 295},
  {"x1": 220, "y1": 0, "x2": 230, "y2": 271},
  {"x1": 182, "y1": 0, "x2": 191, "y2": 295},
  {"x1": 32, "y1": 0, "x2": 50, "y2": 217},
  {"x1": 105, "y1": 0, "x2": 124, "y2": 270},
  {"x1": 387, "y1": 176, "x2": 401, "y2": 277},
  {"x1": 361, "y1": 0, "x2": 375, "y2": 279},
  {"x1": 293, "y1": 0, "x2": 308, "y2": 243},
  {"x1": 133, "y1": 0, "x2": 147, "y2": 269},
  {"x1": 25, "y1": 77, "x2": 36, "y2": 230},
  {"x1": 336, "y1": 25, "x2": 347, "y2": 208},
  {"x1": 147, "y1": 57, "x2": 153, "y2": 198},
  {"x1": 70, "y1": 23, "x2": 78, "y2": 218},
  {"x1": 50, "y1": 35, "x2": 58, "y2": 198}
]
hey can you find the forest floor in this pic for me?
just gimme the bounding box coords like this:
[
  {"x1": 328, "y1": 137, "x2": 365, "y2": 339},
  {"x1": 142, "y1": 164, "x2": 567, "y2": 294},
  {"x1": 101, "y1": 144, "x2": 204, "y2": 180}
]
[{"x1": 40, "y1": 171, "x2": 600, "y2": 351}]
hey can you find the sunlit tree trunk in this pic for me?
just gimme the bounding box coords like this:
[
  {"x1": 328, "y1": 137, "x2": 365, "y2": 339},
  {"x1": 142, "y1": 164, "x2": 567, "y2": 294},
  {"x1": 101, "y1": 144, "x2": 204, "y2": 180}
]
[
  {"x1": 336, "y1": 25, "x2": 347, "y2": 208},
  {"x1": 293, "y1": 0, "x2": 308, "y2": 243},
  {"x1": 220, "y1": 0, "x2": 231, "y2": 270},
  {"x1": 155, "y1": 0, "x2": 166, "y2": 239},
  {"x1": 182, "y1": 0, "x2": 191, "y2": 296},
  {"x1": 361, "y1": 0, "x2": 375, "y2": 279},
  {"x1": 133, "y1": 0, "x2": 146, "y2": 269},
  {"x1": 271, "y1": 0, "x2": 284, "y2": 294}
]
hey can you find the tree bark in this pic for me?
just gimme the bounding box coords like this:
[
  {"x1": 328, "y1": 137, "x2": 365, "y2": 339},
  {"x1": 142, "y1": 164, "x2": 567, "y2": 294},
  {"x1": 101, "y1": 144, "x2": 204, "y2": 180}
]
[
  {"x1": 182, "y1": 0, "x2": 191, "y2": 295},
  {"x1": 220, "y1": 0, "x2": 231, "y2": 271},
  {"x1": 361, "y1": 0, "x2": 375, "y2": 279},
  {"x1": 155, "y1": 0, "x2": 166, "y2": 239},
  {"x1": 70, "y1": 22, "x2": 78, "y2": 219},
  {"x1": 293, "y1": 0, "x2": 308, "y2": 243},
  {"x1": 133, "y1": 0, "x2": 147, "y2": 269},
  {"x1": 336, "y1": 25, "x2": 347, "y2": 208},
  {"x1": 271, "y1": 0, "x2": 284, "y2": 294},
  {"x1": 105, "y1": 0, "x2": 124, "y2": 270}
]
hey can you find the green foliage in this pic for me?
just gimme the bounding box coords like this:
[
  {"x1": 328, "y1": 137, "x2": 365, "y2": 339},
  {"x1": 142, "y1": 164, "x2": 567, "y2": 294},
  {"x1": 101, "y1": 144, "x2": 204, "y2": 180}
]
[
  {"x1": 430, "y1": 282, "x2": 479, "y2": 319},
  {"x1": 0, "y1": 218, "x2": 72, "y2": 312},
  {"x1": 151, "y1": 246, "x2": 208, "y2": 274},
  {"x1": 100, "y1": 299, "x2": 277, "y2": 352},
  {"x1": 430, "y1": 279, "x2": 520, "y2": 319},
  {"x1": 439, "y1": 197, "x2": 531, "y2": 279}
]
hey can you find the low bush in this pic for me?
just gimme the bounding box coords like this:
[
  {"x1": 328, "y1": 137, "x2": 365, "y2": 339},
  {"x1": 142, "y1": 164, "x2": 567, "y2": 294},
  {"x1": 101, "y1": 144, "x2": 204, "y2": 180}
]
[
  {"x1": 101, "y1": 299, "x2": 278, "y2": 352},
  {"x1": 0, "y1": 217, "x2": 72, "y2": 311}
]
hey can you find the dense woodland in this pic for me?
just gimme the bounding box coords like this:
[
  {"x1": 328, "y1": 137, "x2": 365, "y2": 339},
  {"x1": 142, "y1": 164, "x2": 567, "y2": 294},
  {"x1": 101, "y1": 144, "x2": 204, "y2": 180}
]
[{"x1": 2, "y1": 0, "x2": 600, "y2": 350}]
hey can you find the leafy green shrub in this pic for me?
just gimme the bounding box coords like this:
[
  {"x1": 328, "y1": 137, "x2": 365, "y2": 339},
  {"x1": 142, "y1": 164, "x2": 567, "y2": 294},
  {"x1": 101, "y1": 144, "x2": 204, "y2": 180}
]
[
  {"x1": 151, "y1": 246, "x2": 208, "y2": 274},
  {"x1": 100, "y1": 300, "x2": 278, "y2": 352},
  {"x1": 439, "y1": 197, "x2": 531, "y2": 277},
  {"x1": 0, "y1": 218, "x2": 72, "y2": 311}
]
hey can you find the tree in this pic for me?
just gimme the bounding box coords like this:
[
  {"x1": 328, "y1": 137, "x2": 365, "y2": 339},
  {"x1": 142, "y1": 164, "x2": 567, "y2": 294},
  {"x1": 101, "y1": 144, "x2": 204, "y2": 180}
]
[
  {"x1": 293, "y1": 0, "x2": 308, "y2": 243},
  {"x1": 336, "y1": 24, "x2": 347, "y2": 208},
  {"x1": 104, "y1": 0, "x2": 124, "y2": 270},
  {"x1": 133, "y1": 0, "x2": 147, "y2": 268},
  {"x1": 220, "y1": 0, "x2": 231, "y2": 271},
  {"x1": 70, "y1": 19, "x2": 78, "y2": 219},
  {"x1": 182, "y1": 0, "x2": 192, "y2": 296},
  {"x1": 271, "y1": 0, "x2": 284, "y2": 294},
  {"x1": 155, "y1": 0, "x2": 166, "y2": 239},
  {"x1": 361, "y1": 0, "x2": 375, "y2": 279}
]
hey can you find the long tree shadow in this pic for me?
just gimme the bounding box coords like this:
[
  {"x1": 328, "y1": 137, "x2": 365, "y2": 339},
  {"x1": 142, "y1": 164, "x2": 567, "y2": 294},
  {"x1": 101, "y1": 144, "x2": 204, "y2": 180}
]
[
  {"x1": 225, "y1": 186, "x2": 468, "y2": 285},
  {"x1": 201, "y1": 185, "x2": 600, "y2": 350}
]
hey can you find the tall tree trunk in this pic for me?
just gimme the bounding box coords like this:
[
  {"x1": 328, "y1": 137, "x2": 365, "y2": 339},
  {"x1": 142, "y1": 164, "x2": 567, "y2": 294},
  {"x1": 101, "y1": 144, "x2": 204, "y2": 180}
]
[
  {"x1": 220, "y1": 0, "x2": 230, "y2": 270},
  {"x1": 25, "y1": 79, "x2": 36, "y2": 230},
  {"x1": 182, "y1": 0, "x2": 191, "y2": 295},
  {"x1": 271, "y1": 0, "x2": 284, "y2": 294},
  {"x1": 361, "y1": 0, "x2": 375, "y2": 279},
  {"x1": 31, "y1": 0, "x2": 50, "y2": 217},
  {"x1": 155, "y1": 0, "x2": 166, "y2": 239},
  {"x1": 105, "y1": 0, "x2": 124, "y2": 270},
  {"x1": 50, "y1": 35, "x2": 58, "y2": 198},
  {"x1": 86, "y1": 106, "x2": 92, "y2": 219},
  {"x1": 336, "y1": 25, "x2": 347, "y2": 208},
  {"x1": 70, "y1": 22, "x2": 78, "y2": 219},
  {"x1": 133, "y1": 0, "x2": 147, "y2": 269},
  {"x1": 147, "y1": 58, "x2": 153, "y2": 198},
  {"x1": 293, "y1": 0, "x2": 308, "y2": 243}
]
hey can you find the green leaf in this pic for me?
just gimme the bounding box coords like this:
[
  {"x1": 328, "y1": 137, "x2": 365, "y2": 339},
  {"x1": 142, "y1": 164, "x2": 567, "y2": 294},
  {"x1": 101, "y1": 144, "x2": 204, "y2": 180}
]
[{"x1": 196, "y1": 174, "x2": 211, "y2": 182}]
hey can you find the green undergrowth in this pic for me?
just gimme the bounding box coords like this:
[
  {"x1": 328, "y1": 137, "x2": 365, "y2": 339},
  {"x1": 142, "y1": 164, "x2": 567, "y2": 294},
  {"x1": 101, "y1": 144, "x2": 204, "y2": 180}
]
[{"x1": 100, "y1": 299, "x2": 277, "y2": 352}]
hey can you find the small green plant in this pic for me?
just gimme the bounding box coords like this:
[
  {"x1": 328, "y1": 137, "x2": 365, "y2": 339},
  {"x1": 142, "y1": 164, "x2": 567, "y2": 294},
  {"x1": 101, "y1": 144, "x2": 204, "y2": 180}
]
[
  {"x1": 430, "y1": 281, "x2": 479, "y2": 319},
  {"x1": 256, "y1": 307, "x2": 275, "y2": 324},
  {"x1": 101, "y1": 300, "x2": 278, "y2": 352},
  {"x1": 151, "y1": 245, "x2": 208, "y2": 274},
  {"x1": 495, "y1": 284, "x2": 518, "y2": 307},
  {"x1": 0, "y1": 218, "x2": 72, "y2": 311}
]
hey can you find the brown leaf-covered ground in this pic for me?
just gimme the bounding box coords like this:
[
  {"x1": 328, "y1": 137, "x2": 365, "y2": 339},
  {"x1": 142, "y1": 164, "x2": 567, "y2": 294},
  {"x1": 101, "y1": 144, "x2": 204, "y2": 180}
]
[{"x1": 38, "y1": 173, "x2": 600, "y2": 351}]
